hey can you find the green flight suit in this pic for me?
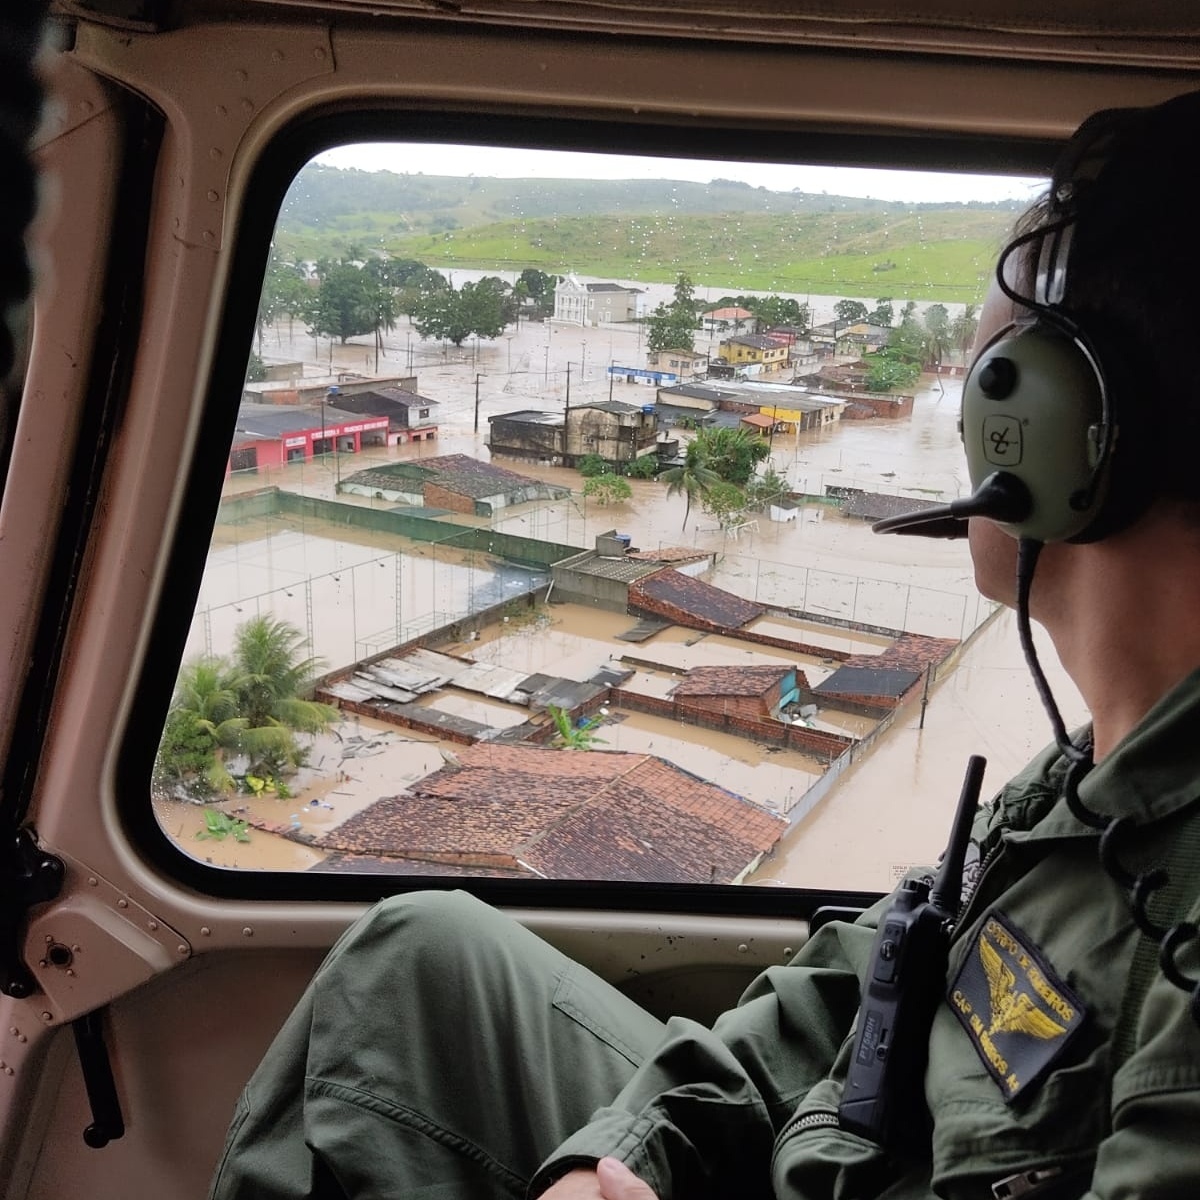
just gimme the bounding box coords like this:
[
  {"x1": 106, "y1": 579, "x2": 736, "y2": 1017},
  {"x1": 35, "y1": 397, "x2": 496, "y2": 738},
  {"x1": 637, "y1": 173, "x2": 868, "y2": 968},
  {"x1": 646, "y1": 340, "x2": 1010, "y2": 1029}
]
[{"x1": 210, "y1": 669, "x2": 1200, "y2": 1200}]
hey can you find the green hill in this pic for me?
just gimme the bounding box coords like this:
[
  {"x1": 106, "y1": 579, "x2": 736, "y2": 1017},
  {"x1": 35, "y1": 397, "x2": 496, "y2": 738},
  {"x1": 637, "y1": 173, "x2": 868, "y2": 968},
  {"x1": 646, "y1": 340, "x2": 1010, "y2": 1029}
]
[{"x1": 275, "y1": 163, "x2": 1022, "y2": 302}]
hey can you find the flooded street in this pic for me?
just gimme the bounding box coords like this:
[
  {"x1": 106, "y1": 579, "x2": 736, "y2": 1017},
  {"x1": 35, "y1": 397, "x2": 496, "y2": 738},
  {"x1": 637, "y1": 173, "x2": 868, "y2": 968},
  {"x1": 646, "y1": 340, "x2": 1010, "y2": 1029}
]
[
  {"x1": 746, "y1": 609, "x2": 1085, "y2": 893},
  {"x1": 167, "y1": 305, "x2": 1088, "y2": 886}
]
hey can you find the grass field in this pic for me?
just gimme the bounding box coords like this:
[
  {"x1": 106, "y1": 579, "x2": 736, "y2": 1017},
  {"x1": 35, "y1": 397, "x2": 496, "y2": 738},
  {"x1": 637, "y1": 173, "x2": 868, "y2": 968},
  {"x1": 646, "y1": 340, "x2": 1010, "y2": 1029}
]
[{"x1": 276, "y1": 205, "x2": 1014, "y2": 302}]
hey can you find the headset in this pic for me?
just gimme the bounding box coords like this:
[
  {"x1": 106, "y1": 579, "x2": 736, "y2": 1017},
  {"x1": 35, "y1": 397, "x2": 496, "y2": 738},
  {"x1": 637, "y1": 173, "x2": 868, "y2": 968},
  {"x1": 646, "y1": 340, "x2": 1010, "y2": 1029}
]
[
  {"x1": 877, "y1": 98, "x2": 1200, "y2": 1038},
  {"x1": 874, "y1": 107, "x2": 1138, "y2": 543}
]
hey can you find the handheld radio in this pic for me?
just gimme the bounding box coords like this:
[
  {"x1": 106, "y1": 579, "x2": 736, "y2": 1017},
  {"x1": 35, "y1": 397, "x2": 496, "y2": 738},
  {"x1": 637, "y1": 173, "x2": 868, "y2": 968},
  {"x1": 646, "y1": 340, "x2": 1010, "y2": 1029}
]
[{"x1": 838, "y1": 755, "x2": 987, "y2": 1150}]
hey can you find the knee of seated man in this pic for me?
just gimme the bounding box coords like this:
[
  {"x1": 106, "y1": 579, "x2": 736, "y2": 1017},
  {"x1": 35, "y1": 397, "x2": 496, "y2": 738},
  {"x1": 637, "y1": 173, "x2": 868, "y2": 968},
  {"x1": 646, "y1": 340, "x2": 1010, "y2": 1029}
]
[{"x1": 323, "y1": 889, "x2": 512, "y2": 979}]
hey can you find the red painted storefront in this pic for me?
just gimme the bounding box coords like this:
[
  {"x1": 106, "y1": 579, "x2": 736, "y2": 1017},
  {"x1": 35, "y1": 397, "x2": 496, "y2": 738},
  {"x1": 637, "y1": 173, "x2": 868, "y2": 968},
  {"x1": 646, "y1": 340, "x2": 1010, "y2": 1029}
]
[{"x1": 227, "y1": 414, "x2": 389, "y2": 476}]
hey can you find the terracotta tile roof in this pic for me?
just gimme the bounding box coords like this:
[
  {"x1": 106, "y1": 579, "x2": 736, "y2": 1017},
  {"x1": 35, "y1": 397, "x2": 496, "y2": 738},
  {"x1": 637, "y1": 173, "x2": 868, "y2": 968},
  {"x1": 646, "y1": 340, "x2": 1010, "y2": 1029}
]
[
  {"x1": 629, "y1": 569, "x2": 765, "y2": 629},
  {"x1": 313, "y1": 742, "x2": 783, "y2": 883},
  {"x1": 847, "y1": 632, "x2": 958, "y2": 673},
  {"x1": 344, "y1": 454, "x2": 568, "y2": 500},
  {"x1": 672, "y1": 664, "x2": 792, "y2": 698}
]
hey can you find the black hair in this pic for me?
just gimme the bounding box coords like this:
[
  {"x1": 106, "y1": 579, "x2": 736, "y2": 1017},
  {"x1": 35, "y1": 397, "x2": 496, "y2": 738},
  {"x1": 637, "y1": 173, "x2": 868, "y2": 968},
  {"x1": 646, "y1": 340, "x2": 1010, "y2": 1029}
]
[{"x1": 1050, "y1": 92, "x2": 1200, "y2": 515}]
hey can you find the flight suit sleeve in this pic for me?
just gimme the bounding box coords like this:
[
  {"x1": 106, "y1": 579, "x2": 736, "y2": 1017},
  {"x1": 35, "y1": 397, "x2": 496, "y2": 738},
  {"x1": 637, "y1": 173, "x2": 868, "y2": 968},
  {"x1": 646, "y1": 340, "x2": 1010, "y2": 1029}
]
[
  {"x1": 1086, "y1": 909, "x2": 1200, "y2": 1200},
  {"x1": 529, "y1": 906, "x2": 883, "y2": 1200}
]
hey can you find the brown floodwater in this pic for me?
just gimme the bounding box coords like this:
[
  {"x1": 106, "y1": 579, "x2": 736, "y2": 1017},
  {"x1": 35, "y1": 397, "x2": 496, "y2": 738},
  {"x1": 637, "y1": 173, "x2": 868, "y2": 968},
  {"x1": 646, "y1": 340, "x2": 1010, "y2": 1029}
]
[
  {"x1": 171, "y1": 320, "x2": 1085, "y2": 884},
  {"x1": 745, "y1": 609, "x2": 1086, "y2": 893}
]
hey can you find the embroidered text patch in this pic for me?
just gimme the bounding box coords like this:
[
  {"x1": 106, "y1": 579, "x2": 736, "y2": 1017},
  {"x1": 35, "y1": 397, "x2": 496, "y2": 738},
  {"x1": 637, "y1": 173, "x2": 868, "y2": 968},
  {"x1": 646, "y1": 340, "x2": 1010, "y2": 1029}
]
[{"x1": 949, "y1": 911, "x2": 1085, "y2": 1102}]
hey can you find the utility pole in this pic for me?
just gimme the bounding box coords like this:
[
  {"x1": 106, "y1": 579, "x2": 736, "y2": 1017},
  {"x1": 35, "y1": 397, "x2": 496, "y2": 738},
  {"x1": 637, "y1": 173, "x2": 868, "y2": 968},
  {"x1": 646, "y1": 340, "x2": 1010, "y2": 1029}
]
[
  {"x1": 325, "y1": 386, "x2": 342, "y2": 491},
  {"x1": 474, "y1": 373, "x2": 482, "y2": 433},
  {"x1": 564, "y1": 361, "x2": 572, "y2": 413}
]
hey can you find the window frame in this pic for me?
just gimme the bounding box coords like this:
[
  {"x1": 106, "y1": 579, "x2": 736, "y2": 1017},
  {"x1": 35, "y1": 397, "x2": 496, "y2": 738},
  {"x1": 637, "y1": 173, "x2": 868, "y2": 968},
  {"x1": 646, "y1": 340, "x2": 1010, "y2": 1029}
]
[{"x1": 116, "y1": 101, "x2": 1057, "y2": 912}]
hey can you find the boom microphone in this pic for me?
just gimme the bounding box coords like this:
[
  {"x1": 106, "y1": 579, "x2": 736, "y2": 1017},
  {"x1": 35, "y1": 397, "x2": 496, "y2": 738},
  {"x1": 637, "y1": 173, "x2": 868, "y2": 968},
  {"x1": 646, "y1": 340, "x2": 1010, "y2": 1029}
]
[{"x1": 872, "y1": 472, "x2": 1032, "y2": 539}]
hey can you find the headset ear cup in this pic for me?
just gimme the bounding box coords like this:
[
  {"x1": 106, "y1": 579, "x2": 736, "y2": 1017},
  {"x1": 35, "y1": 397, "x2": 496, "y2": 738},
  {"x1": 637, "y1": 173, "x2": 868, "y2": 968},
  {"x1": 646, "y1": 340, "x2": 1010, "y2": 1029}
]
[{"x1": 961, "y1": 323, "x2": 1111, "y2": 542}]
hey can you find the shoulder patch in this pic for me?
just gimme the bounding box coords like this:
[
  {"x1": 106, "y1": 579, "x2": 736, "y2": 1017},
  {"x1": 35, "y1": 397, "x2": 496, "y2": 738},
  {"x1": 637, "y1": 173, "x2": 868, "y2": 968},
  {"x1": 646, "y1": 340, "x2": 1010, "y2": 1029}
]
[{"x1": 948, "y1": 911, "x2": 1086, "y2": 1102}]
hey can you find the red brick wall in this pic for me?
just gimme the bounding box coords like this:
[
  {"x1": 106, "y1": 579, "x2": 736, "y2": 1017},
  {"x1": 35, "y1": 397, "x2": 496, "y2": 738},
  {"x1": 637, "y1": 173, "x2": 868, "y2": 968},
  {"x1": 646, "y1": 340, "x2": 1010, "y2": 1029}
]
[
  {"x1": 422, "y1": 482, "x2": 476, "y2": 515},
  {"x1": 854, "y1": 394, "x2": 915, "y2": 419},
  {"x1": 684, "y1": 694, "x2": 769, "y2": 722},
  {"x1": 609, "y1": 688, "x2": 854, "y2": 761}
]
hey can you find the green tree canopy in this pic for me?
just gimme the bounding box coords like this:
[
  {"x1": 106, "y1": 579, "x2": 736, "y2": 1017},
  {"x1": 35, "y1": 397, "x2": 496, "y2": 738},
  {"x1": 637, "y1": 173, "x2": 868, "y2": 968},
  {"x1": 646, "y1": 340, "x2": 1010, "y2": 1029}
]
[
  {"x1": 411, "y1": 279, "x2": 510, "y2": 346},
  {"x1": 691, "y1": 425, "x2": 770, "y2": 486},
  {"x1": 866, "y1": 298, "x2": 895, "y2": 327},
  {"x1": 646, "y1": 273, "x2": 699, "y2": 354},
  {"x1": 865, "y1": 349, "x2": 921, "y2": 392},
  {"x1": 744, "y1": 466, "x2": 788, "y2": 511},
  {"x1": 752, "y1": 295, "x2": 809, "y2": 330},
  {"x1": 257, "y1": 248, "x2": 312, "y2": 347},
  {"x1": 583, "y1": 474, "x2": 633, "y2": 505},
  {"x1": 517, "y1": 268, "x2": 553, "y2": 301},
  {"x1": 924, "y1": 303, "x2": 951, "y2": 365},
  {"x1": 701, "y1": 482, "x2": 749, "y2": 529},
  {"x1": 309, "y1": 260, "x2": 381, "y2": 343},
  {"x1": 833, "y1": 299, "x2": 869, "y2": 326},
  {"x1": 887, "y1": 309, "x2": 929, "y2": 364}
]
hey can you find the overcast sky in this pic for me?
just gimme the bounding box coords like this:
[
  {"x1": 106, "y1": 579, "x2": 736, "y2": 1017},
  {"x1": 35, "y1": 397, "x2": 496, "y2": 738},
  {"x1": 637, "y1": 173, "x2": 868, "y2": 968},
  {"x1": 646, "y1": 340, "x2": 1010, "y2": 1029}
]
[{"x1": 314, "y1": 143, "x2": 1045, "y2": 205}]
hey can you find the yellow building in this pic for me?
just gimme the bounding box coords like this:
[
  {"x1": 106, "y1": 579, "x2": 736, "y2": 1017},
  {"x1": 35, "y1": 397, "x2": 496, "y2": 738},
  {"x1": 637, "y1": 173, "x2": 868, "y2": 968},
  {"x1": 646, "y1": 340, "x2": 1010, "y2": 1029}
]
[{"x1": 718, "y1": 334, "x2": 789, "y2": 373}]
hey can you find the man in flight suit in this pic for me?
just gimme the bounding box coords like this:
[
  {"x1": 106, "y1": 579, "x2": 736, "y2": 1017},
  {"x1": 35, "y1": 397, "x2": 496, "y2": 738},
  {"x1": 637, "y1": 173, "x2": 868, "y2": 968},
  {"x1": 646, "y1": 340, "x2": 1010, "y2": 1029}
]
[{"x1": 210, "y1": 91, "x2": 1200, "y2": 1200}]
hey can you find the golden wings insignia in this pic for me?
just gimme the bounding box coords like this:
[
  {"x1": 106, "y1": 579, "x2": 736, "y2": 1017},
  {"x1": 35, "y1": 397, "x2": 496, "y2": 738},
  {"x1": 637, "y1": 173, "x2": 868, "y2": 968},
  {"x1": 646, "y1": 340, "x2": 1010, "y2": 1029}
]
[{"x1": 980, "y1": 935, "x2": 1068, "y2": 1040}]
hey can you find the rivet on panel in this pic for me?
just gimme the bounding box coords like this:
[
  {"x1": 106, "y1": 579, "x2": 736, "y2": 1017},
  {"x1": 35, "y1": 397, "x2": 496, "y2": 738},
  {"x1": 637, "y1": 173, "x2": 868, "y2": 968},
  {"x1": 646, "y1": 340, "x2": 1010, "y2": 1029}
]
[
  {"x1": 117, "y1": 899, "x2": 128, "y2": 908},
  {"x1": 200, "y1": 927, "x2": 211, "y2": 937},
  {"x1": 148, "y1": 921, "x2": 158, "y2": 931},
  {"x1": 44, "y1": 935, "x2": 52, "y2": 944},
  {"x1": 737, "y1": 943, "x2": 749, "y2": 953},
  {"x1": 271, "y1": 49, "x2": 284, "y2": 62},
  {"x1": 4, "y1": 1068, "x2": 12, "y2": 1076},
  {"x1": 313, "y1": 46, "x2": 327, "y2": 60},
  {"x1": 783, "y1": 947, "x2": 794, "y2": 958},
  {"x1": 242, "y1": 927, "x2": 254, "y2": 937},
  {"x1": 202, "y1": 230, "x2": 217, "y2": 243},
  {"x1": 40, "y1": 1013, "x2": 52, "y2": 1023},
  {"x1": 240, "y1": 98, "x2": 254, "y2": 113},
  {"x1": 65, "y1": 969, "x2": 74, "y2": 977},
  {"x1": 71, "y1": 946, "x2": 80, "y2": 954},
  {"x1": 209, "y1": 147, "x2": 223, "y2": 161},
  {"x1": 8, "y1": 1028, "x2": 17, "y2": 1036},
  {"x1": 16, "y1": 1036, "x2": 25, "y2": 1045},
  {"x1": 177, "y1": 945, "x2": 189, "y2": 956},
  {"x1": 87, "y1": 877, "x2": 98, "y2": 887},
  {"x1": 206, "y1": 189, "x2": 219, "y2": 202}
]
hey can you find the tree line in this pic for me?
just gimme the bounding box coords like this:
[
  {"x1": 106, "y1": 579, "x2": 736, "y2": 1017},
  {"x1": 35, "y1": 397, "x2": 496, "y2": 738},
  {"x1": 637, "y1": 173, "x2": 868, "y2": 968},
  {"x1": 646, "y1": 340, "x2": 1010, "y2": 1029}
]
[{"x1": 255, "y1": 249, "x2": 557, "y2": 358}]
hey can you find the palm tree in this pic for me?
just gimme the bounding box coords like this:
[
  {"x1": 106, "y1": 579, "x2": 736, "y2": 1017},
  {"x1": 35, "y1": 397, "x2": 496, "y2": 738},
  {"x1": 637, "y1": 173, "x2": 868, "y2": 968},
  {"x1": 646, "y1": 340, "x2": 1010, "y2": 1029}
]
[
  {"x1": 155, "y1": 658, "x2": 248, "y2": 797},
  {"x1": 660, "y1": 441, "x2": 721, "y2": 530},
  {"x1": 231, "y1": 615, "x2": 336, "y2": 732},
  {"x1": 692, "y1": 425, "x2": 769, "y2": 485}
]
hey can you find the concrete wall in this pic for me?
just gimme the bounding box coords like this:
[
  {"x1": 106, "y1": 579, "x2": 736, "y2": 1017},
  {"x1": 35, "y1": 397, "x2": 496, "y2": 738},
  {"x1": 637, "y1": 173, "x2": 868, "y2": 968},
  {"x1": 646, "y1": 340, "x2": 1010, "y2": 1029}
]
[{"x1": 224, "y1": 488, "x2": 583, "y2": 568}]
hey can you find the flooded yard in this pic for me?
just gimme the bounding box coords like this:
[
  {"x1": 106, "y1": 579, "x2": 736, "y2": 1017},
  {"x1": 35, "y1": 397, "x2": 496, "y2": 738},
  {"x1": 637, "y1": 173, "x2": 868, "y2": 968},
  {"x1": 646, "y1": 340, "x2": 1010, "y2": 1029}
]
[{"x1": 166, "y1": 336, "x2": 1080, "y2": 888}]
